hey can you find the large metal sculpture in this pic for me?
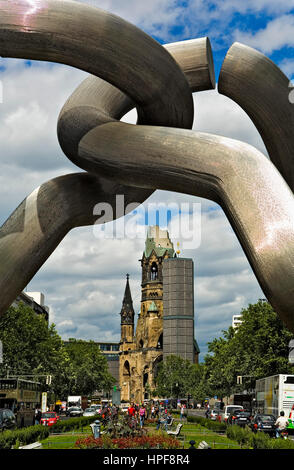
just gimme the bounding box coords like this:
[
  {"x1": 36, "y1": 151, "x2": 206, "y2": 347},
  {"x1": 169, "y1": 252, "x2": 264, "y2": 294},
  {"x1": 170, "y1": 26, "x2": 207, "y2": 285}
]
[{"x1": 0, "y1": 0, "x2": 294, "y2": 332}]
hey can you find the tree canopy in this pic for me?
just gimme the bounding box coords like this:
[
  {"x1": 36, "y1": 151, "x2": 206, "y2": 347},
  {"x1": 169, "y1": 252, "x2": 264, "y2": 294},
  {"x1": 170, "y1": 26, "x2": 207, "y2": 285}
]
[
  {"x1": 153, "y1": 300, "x2": 294, "y2": 401},
  {"x1": 197, "y1": 300, "x2": 294, "y2": 399},
  {"x1": 64, "y1": 338, "x2": 116, "y2": 395},
  {"x1": 0, "y1": 303, "x2": 115, "y2": 399}
]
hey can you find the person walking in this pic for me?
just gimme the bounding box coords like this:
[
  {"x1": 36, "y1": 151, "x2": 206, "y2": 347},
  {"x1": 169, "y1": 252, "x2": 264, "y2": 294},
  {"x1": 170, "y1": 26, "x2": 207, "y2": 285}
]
[
  {"x1": 139, "y1": 404, "x2": 146, "y2": 428},
  {"x1": 35, "y1": 407, "x2": 42, "y2": 425},
  {"x1": 164, "y1": 412, "x2": 172, "y2": 431},
  {"x1": 180, "y1": 404, "x2": 185, "y2": 421}
]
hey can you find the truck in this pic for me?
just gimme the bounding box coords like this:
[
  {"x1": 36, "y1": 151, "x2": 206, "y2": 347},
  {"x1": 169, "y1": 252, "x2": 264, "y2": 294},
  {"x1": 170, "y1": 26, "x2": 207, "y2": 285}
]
[
  {"x1": 255, "y1": 374, "x2": 294, "y2": 419},
  {"x1": 67, "y1": 395, "x2": 88, "y2": 410}
]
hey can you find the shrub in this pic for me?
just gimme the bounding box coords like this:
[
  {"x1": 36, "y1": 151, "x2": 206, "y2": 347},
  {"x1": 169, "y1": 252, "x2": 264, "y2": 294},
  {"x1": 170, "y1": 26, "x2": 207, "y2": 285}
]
[
  {"x1": 50, "y1": 415, "x2": 97, "y2": 433},
  {"x1": 0, "y1": 425, "x2": 50, "y2": 449},
  {"x1": 187, "y1": 415, "x2": 227, "y2": 432}
]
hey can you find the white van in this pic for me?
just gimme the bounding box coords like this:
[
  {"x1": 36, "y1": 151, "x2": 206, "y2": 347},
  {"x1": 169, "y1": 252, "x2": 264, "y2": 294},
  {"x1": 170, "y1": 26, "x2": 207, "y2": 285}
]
[{"x1": 222, "y1": 405, "x2": 244, "y2": 422}]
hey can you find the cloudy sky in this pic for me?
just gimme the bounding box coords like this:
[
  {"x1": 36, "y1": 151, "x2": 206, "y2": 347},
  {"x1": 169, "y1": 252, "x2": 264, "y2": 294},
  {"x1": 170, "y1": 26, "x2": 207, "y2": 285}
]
[{"x1": 0, "y1": 0, "x2": 294, "y2": 362}]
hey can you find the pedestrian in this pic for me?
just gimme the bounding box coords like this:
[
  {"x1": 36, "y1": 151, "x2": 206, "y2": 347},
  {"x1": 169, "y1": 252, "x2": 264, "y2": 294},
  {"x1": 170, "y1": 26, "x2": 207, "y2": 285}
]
[
  {"x1": 139, "y1": 404, "x2": 146, "y2": 428},
  {"x1": 35, "y1": 407, "x2": 42, "y2": 425},
  {"x1": 164, "y1": 412, "x2": 172, "y2": 431},
  {"x1": 156, "y1": 415, "x2": 163, "y2": 430},
  {"x1": 128, "y1": 403, "x2": 136, "y2": 418},
  {"x1": 180, "y1": 404, "x2": 185, "y2": 421}
]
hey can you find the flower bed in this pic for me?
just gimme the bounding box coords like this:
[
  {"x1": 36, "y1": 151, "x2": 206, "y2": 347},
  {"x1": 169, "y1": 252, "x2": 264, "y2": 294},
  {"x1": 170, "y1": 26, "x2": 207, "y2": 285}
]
[{"x1": 75, "y1": 434, "x2": 181, "y2": 449}]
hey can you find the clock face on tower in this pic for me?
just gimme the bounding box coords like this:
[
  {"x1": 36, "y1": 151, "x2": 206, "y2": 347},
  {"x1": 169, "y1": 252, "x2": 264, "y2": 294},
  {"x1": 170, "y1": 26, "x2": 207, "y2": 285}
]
[{"x1": 122, "y1": 310, "x2": 133, "y2": 324}]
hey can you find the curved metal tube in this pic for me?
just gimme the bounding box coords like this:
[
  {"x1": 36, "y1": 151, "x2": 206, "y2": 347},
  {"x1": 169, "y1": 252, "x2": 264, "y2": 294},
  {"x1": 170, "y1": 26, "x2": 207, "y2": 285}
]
[
  {"x1": 218, "y1": 42, "x2": 294, "y2": 192},
  {"x1": 57, "y1": 37, "x2": 215, "y2": 172},
  {"x1": 0, "y1": 173, "x2": 151, "y2": 316},
  {"x1": 0, "y1": 1, "x2": 294, "y2": 335},
  {"x1": 78, "y1": 122, "x2": 294, "y2": 332},
  {"x1": 0, "y1": 4, "x2": 216, "y2": 314},
  {"x1": 0, "y1": 0, "x2": 193, "y2": 129}
]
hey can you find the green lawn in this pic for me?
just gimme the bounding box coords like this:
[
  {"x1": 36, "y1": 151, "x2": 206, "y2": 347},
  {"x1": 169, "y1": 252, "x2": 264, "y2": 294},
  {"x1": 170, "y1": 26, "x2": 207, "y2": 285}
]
[
  {"x1": 40, "y1": 430, "x2": 89, "y2": 449},
  {"x1": 180, "y1": 422, "x2": 243, "y2": 449},
  {"x1": 38, "y1": 420, "x2": 243, "y2": 450}
]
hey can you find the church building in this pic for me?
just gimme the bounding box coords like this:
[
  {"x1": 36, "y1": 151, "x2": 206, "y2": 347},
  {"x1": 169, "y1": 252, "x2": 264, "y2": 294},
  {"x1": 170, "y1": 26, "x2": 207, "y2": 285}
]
[{"x1": 119, "y1": 226, "x2": 199, "y2": 403}]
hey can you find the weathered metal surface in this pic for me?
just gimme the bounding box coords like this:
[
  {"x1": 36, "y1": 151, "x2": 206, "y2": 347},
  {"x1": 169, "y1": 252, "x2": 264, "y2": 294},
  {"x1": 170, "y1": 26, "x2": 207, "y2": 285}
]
[
  {"x1": 0, "y1": 1, "x2": 293, "y2": 334},
  {"x1": 0, "y1": 1, "x2": 215, "y2": 315},
  {"x1": 0, "y1": 0, "x2": 193, "y2": 129},
  {"x1": 219, "y1": 42, "x2": 294, "y2": 192}
]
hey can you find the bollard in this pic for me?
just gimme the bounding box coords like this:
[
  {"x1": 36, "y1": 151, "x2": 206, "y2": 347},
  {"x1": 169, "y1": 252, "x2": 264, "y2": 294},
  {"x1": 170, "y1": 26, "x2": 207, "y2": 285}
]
[
  {"x1": 189, "y1": 440, "x2": 196, "y2": 449},
  {"x1": 90, "y1": 420, "x2": 101, "y2": 439}
]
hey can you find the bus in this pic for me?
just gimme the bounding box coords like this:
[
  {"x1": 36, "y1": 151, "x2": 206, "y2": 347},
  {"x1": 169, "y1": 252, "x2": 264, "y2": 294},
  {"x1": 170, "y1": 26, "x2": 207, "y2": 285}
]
[
  {"x1": 0, "y1": 378, "x2": 41, "y2": 427},
  {"x1": 255, "y1": 374, "x2": 294, "y2": 419}
]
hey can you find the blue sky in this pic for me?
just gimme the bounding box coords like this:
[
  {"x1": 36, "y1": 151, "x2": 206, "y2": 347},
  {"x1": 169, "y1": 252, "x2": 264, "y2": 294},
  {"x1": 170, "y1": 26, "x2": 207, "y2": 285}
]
[{"x1": 0, "y1": 0, "x2": 294, "y2": 362}]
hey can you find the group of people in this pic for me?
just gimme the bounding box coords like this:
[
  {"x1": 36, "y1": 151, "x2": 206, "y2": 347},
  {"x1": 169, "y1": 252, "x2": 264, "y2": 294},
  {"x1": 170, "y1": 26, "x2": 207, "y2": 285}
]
[
  {"x1": 100, "y1": 404, "x2": 119, "y2": 423},
  {"x1": 127, "y1": 403, "x2": 148, "y2": 428},
  {"x1": 155, "y1": 410, "x2": 173, "y2": 431}
]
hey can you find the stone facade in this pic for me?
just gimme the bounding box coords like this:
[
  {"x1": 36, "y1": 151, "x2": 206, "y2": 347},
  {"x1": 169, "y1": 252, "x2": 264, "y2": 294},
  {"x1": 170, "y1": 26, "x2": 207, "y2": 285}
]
[{"x1": 119, "y1": 226, "x2": 199, "y2": 403}]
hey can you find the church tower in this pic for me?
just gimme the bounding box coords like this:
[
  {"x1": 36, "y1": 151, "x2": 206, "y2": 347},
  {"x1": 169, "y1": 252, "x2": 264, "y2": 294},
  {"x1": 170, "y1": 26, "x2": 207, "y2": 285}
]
[
  {"x1": 118, "y1": 226, "x2": 199, "y2": 404},
  {"x1": 119, "y1": 274, "x2": 135, "y2": 344},
  {"x1": 135, "y1": 226, "x2": 175, "y2": 350}
]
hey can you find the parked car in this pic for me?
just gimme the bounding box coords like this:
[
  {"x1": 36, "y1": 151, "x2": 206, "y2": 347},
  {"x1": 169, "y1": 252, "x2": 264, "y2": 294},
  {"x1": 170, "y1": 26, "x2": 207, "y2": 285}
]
[
  {"x1": 0, "y1": 408, "x2": 17, "y2": 431},
  {"x1": 40, "y1": 411, "x2": 60, "y2": 427},
  {"x1": 221, "y1": 405, "x2": 244, "y2": 422},
  {"x1": 68, "y1": 406, "x2": 83, "y2": 417},
  {"x1": 90, "y1": 404, "x2": 102, "y2": 413},
  {"x1": 250, "y1": 414, "x2": 276, "y2": 436},
  {"x1": 228, "y1": 410, "x2": 251, "y2": 426},
  {"x1": 209, "y1": 409, "x2": 219, "y2": 421},
  {"x1": 83, "y1": 408, "x2": 97, "y2": 417},
  {"x1": 120, "y1": 403, "x2": 130, "y2": 413}
]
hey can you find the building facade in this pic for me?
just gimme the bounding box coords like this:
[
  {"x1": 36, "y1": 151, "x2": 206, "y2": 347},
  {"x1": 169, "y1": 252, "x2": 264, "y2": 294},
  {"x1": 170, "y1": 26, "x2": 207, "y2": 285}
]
[
  {"x1": 13, "y1": 291, "x2": 49, "y2": 321},
  {"x1": 119, "y1": 226, "x2": 199, "y2": 403}
]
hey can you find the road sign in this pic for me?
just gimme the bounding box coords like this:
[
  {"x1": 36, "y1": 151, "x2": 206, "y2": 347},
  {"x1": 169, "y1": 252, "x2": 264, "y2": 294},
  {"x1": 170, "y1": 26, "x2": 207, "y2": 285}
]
[{"x1": 41, "y1": 392, "x2": 47, "y2": 413}]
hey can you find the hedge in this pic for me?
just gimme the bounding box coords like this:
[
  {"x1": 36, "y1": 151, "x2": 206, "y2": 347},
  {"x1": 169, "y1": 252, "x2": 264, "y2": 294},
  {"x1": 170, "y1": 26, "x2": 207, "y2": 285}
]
[
  {"x1": 226, "y1": 424, "x2": 294, "y2": 450},
  {"x1": 50, "y1": 415, "x2": 97, "y2": 433},
  {"x1": 187, "y1": 415, "x2": 294, "y2": 450},
  {"x1": 0, "y1": 425, "x2": 50, "y2": 449},
  {"x1": 187, "y1": 415, "x2": 227, "y2": 432},
  {"x1": 0, "y1": 416, "x2": 98, "y2": 449}
]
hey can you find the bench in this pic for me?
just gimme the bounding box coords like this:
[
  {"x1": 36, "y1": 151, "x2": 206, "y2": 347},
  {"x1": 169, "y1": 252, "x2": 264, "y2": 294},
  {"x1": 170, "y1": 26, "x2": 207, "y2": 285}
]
[
  {"x1": 166, "y1": 417, "x2": 174, "y2": 430},
  {"x1": 167, "y1": 423, "x2": 183, "y2": 437},
  {"x1": 18, "y1": 442, "x2": 42, "y2": 449},
  {"x1": 198, "y1": 441, "x2": 211, "y2": 449}
]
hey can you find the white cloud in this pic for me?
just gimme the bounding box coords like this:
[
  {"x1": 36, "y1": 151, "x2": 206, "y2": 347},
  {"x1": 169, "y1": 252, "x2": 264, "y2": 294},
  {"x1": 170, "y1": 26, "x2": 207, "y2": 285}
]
[
  {"x1": 0, "y1": 1, "x2": 289, "y2": 362},
  {"x1": 234, "y1": 14, "x2": 294, "y2": 54},
  {"x1": 279, "y1": 58, "x2": 294, "y2": 79}
]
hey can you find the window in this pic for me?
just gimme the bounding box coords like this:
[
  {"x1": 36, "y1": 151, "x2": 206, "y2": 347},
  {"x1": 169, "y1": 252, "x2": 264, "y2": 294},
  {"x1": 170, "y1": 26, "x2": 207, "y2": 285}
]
[
  {"x1": 150, "y1": 262, "x2": 158, "y2": 280},
  {"x1": 156, "y1": 333, "x2": 163, "y2": 349}
]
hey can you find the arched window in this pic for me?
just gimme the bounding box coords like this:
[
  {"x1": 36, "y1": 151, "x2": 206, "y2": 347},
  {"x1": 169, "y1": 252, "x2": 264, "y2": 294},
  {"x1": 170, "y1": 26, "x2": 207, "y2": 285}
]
[
  {"x1": 156, "y1": 333, "x2": 163, "y2": 349},
  {"x1": 150, "y1": 262, "x2": 158, "y2": 280},
  {"x1": 139, "y1": 339, "x2": 144, "y2": 349},
  {"x1": 123, "y1": 360, "x2": 131, "y2": 376}
]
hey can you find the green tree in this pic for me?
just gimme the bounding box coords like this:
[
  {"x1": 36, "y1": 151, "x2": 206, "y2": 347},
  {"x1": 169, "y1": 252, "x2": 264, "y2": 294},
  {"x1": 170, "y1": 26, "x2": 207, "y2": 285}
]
[
  {"x1": 64, "y1": 339, "x2": 116, "y2": 396},
  {"x1": 202, "y1": 300, "x2": 294, "y2": 399},
  {"x1": 0, "y1": 303, "x2": 72, "y2": 399},
  {"x1": 154, "y1": 354, "x2": 195, "y2": 398}
]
